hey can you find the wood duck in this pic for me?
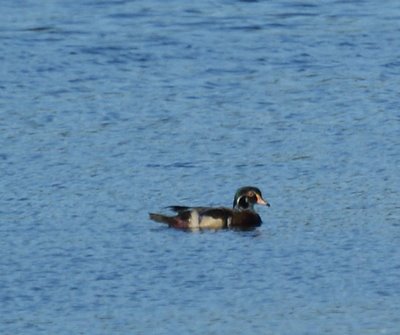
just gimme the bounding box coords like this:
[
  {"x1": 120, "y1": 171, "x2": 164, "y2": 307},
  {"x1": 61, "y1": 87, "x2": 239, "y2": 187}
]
[{"x1": 149, "y1": 186, "x2": 270, "y2": 230}]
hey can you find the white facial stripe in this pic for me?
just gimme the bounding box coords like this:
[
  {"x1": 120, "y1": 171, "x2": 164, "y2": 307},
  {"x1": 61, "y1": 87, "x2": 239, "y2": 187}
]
[{"x1": 236, "y1": 195, "x2": 247, "y2": 205}]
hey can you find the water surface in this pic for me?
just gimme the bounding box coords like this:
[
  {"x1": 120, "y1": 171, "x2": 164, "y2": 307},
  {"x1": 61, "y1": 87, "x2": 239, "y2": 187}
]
[{"x1": 1, "y1": 1, "x2": 399, "y2": 334}]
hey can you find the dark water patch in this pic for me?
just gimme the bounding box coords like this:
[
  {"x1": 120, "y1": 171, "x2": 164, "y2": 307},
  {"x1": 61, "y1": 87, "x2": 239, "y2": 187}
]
[
  {"x1": 228, "y1": 24, "x2": 264, "y2": 31},
  {"x1": 23, "y1": 26, "x2": 57, "y2": 33}
]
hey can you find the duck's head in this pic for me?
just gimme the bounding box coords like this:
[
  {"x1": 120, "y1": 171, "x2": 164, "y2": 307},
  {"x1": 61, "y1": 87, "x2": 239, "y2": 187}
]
[{"x1": 233, "y1": 186, "x2": 270, "y2": 210}]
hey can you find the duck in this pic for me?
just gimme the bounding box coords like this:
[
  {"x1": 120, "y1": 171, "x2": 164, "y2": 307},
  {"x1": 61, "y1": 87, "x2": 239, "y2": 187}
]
[{"x1": 149, "y1": 186, "x2": 270, "y2": 230}]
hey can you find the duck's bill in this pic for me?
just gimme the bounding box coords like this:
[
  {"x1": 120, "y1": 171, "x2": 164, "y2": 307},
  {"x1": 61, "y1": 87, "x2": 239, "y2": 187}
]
[{"x1": 256, "y1": 195, "x2": 270, "y2": 207}]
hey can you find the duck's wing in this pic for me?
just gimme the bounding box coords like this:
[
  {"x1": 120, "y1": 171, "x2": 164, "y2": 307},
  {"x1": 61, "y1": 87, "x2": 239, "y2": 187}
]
[
  {"x1": 197, "y1": 207, "x2": 233, "y2": 218},
  {"x1": 167, "y1": 205, "x2": 209, "y2": 213},
  {"x1": 167, "y1": 206, "x2": 233, "y2": 220},
  {"x1": 166, "y1": 205, "x2": 192, "y2": 213}
]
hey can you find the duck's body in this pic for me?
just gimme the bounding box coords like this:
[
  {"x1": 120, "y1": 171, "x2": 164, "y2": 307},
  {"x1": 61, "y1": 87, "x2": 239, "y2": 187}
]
[
  {"x1": 150, "y1": 206, "x2": 262, "y2": 230},
  {"x1": 149, "y1": 186, "x2": 269, "y2": 231}
]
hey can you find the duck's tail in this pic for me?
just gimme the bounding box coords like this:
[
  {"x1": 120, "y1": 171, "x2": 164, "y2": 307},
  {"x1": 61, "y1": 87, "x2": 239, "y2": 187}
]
[
  {"x1": 149, "y1": 213, "x2": 176, "y2": 225},
  {"x1": 149, "y1": 213, "x2": 192, "y2": 229}
]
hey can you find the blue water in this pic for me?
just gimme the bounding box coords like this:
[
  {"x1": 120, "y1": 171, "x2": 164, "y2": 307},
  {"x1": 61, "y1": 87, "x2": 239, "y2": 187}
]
[{"x1": 1, "y1": 1, "x2": 400, "y2": 334}]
